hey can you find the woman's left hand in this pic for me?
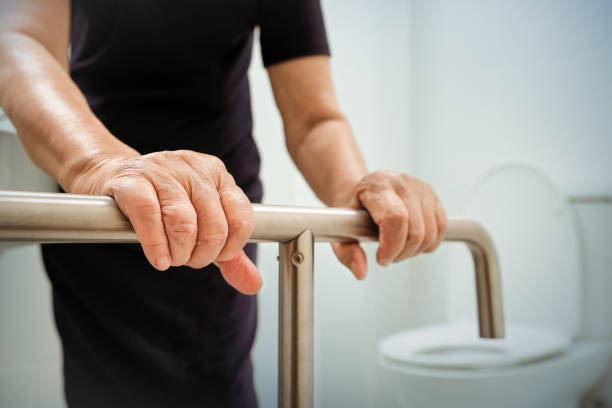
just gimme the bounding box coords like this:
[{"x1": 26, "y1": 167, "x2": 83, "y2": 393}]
[{"x1": 332, "y1": 171, "x2": 447, "y2": 280}]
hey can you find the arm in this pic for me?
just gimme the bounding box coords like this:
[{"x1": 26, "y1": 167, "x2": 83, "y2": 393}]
[
  {"x1": 0, "y1": 0, "x2": 260, "y2": 294},
  {"x1": 0, "y1": 0, "x2": 136, "y2": 188},
  {"x1": 267, "y1": 56, "x2": 367, "y2": 206},
  {"x1": 268, "y1": 56, "x2": 447, "y2": 278}
]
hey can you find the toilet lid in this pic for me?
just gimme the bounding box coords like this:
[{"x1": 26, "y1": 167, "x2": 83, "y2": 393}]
[
  {"x1": 378, "y1": 320, "x2": 571, "y2": 369},
  {"x1": 447, "y1": 164, "x2": 582, "y2": 338}
]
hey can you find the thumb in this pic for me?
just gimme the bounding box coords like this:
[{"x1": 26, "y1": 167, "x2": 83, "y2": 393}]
[
  {"x1": 215, "y1": 250, "x2": 263, "y2": 295},
  {"x1": 332, "y1": 242, "x2": 368, "y2": 280}
]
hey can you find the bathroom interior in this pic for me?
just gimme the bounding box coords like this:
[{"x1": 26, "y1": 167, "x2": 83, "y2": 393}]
[{"x1": 1, "y1": 0, "x2": 611, "y2": 407}]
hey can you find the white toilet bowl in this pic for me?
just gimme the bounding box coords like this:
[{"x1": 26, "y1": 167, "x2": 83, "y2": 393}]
[
  {"x1": 378, "y1": 164, "x2": 612, "y2": 408},
  {"x1": 380, "y1": 321, "x2": 571, "y2": 370},
  {"x1": 379, "y1": 321, "x2": 612, "y2": 408}
]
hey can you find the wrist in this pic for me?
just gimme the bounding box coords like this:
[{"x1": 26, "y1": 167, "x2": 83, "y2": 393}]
[
  {"x1": 60, "y1": 147, "x2": 138, "y2": 195},
  {"x1": 327, "y1": 177, "x2": 363, "y2": 208}
]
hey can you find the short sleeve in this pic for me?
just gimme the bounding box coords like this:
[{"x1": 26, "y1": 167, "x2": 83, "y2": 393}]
[{"x1": 258, "y1": 0, "x2": 331, "y2": 67}]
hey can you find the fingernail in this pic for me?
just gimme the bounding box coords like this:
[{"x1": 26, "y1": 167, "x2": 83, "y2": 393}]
[{"x1": 156, "y1": 256, "x2": 171, "y2": 271}]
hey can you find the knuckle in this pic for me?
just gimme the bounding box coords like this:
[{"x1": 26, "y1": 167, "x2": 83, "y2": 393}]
[
  {"x1": 387, "y1": 171, "x2": 401, "y2": 181},
  {"x1": 383, "y1": 206, "x2": 407, "y2": 225},
  {"x1": 176, "y1": 150, "x2": 201, "y2": 165},
  {"x1": 208, "y1": 155, "x2": 226, "y2": 171},
  {"x1": 221, "y1": 186, "x2": 248, "y2": 203},
  {"x1": 194, "y1": 155, "x2": 228, "y2": 184},
  {"x1": 130, "y1": 197, "x2": 158, "y2": 214},
  {"x1": 197, "y1": 229, "x2": 228, "y2": 250},
  {"x1": 150, "y1": 150, "x2": 171, "y2": 163},
  {"x1": 114, "y1": 188, "x2": 159, "y2": 218},
  {"x1": 400, "y1": 173, "x2": 413, "y2": 183},
  {"x1": 162, "y1": 205, "x2": 197, "y2": 237},
  {"x1": 132, "y1": 204, "x2": 159, "y2": 222},
  {"x1": 370, "y1": 170, "x2": 384, "y2": 179},
  {"x1": 229, "y1": 216, "x2": 254, "y2": 238},
  {"x1": 421, "y1": 183, "x2": 437, "y2": 196},
  {"x1": 365, "y1": 171, "x2": 387, "y2": 187},
  {"x1": 357, "y1": 178, "x2": 389, "y2": 198},
  {"x1": 193, "y1": 182, "x2": 217, "y2": 200},
  {"x1": 409, "y1": 227, "x2": 426, "y2": 245},
  {"x1": 107, "y1": 172, "x2": 146, "y2": 191},
  {"x1": 422, "y1": 233, "x2": 436, "y2": 249},
  {"x1": 212, "y1": 218, "x2": 230, "y2": 237},
  {"x1": 175, "y1": 149, "x2": 191, "y2": 158},
  {"x1": 166, "y1": 220, "x2": 198, "y2": 238},
  {"x1": 385, "y1": 211, "x2": 406, "y2": 226}
]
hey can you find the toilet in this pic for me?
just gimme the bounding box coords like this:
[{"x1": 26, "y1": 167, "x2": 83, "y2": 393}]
[{"x1": 378, "y1": 164, "x2": 612, "y2": 408}]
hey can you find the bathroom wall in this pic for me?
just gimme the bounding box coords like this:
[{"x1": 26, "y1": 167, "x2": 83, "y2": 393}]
[
  {"x1": 410, "y1": 0, "x2": 612, "y2": 206},
  {"x1": 409, "y1": 0, "x2": 612, "y2": 318}
]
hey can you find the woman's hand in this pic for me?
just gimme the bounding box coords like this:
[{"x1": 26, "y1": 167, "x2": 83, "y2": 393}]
[
  {"x1": 332, "y1": 171, "x2": 447, "y2": 280},
  {"x1": 68, "y1": 150, "x2": 262, "y2": 295}
]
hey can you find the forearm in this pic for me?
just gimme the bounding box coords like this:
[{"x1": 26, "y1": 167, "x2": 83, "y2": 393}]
[
  {"x1": 0, "y1": 32, "x2": 137, "y2": 192},
  {"x1": 288, "y1": 116, "x2": 368, "y2": 207},
  {"x1": 267, "y1": 56, "x2": 368, "y2": 206}
]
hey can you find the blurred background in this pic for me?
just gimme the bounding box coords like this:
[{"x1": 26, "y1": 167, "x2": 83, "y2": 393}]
[{"x1": 1, "y1": 0, "x2": 611, "y2": 406}]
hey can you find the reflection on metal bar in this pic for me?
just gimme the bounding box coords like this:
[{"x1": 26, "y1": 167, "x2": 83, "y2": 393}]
[{"x1": 0, "y1": 190, "x2": 505, "y2": 407}]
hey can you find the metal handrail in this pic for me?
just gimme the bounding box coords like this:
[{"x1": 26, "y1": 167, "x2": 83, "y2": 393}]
[
  {"x1": 0, "y1": 190, "x2": 505, "y2": 408},
  {"x1": 0, "y1": 190, "x2": 378, "y2": 243}
]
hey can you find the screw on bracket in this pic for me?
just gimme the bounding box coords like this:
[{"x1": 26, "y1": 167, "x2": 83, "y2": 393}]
[{"x1": 291, "y1": 252, "x2": 304, "y2": 265}]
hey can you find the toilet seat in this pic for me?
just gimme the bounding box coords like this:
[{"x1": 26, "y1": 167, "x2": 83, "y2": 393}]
[{"x1": 379, "y1": 320, "x2": 571, "y2": 369}]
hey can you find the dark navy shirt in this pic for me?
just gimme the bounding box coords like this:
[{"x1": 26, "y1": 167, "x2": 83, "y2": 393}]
[{"x1": 42, "y1": 1, "x2": 329, "y2": 407}]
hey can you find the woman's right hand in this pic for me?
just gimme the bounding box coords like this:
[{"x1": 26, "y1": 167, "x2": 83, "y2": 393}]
[{"x1": 68, "y1": 150, "x2": 262, "y2": 295}]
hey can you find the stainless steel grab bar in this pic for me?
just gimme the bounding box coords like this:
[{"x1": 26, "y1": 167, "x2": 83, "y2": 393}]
[{"x1": 0, "y1": 190, "x2": 505, "y2": 408}]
